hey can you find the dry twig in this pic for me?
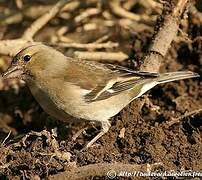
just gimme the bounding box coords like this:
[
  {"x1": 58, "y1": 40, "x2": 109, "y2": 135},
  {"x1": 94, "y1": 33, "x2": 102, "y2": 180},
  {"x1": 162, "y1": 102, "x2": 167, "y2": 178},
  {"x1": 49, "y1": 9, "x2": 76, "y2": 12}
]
[
  {"x1": 0, "y1": 0, "x2": 69, "y2": 56},
  {"x1": 54, "y1": 42, "x2": 118, "y2": 49},
  {"x1": 0, "y1": 131, "x2": 12, "y2": 147},
  {"x1": 167, "y1": 109, "x2": 202, "y2": 127},
  {"x1": 74, "y1": 51, "x2": 128, "y2": 62},
  {"x1": 1, "y1": 1, "x2": 80, "y2": 26},
  {"x1": 109, "y1": 0, "x2": 156, "y2": 24},
  {"x1": 74, "y1": 8, "x2": 101, "y2": 23},
  {"x1": 22, "y1": 0, "x2": 69, "y2": 40}
]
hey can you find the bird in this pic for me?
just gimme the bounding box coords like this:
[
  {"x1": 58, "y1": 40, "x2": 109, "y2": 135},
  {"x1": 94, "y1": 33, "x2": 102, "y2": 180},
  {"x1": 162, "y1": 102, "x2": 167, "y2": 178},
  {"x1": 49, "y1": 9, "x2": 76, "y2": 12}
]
[{"x1": 2, "y1": 44, "x2": 199, "y2": 148}]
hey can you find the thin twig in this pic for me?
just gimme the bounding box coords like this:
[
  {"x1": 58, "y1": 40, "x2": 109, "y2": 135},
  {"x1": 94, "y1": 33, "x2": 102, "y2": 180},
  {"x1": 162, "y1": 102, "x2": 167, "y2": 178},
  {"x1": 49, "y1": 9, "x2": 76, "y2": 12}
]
[
  {"x1": 74, "y1": 8, "x2": 101, "y2": 23},
  {"x1": 0, "y1": 0, "x2": 70, "y2": 56},
  {"x1": 0, "y1": 163, "x2": 10, "y2": 170},
  {"x1": 22, "y1": 0, "x2": 69, "y2": 40},
  {"x1": 54, "y1": 42, "x2": 118, "y2": 49},
  {"x1": 1, "y1": 131, "x2": 12, "y2": 146},
  {"x1": 94, "y1": 35, "x2": 110, "y2": 43},
  {"x1": 74, "y1": 51, "x2": 128, "y2": 62},
  {"x1": 167, "y1": 109, "x2": 202, "y2": 127},
  {"x1": 109, "y1": 0, "x2": 156, "y2": 23},
  {"x1": 189, "y1": 5, "x2": 202, "y2": 24},
  {"x1": 1, "y1": 1, "x2": 80, "y2": 26},
  {"x1": 173, "y1": 0, "x2": 189, "y2": 17}
]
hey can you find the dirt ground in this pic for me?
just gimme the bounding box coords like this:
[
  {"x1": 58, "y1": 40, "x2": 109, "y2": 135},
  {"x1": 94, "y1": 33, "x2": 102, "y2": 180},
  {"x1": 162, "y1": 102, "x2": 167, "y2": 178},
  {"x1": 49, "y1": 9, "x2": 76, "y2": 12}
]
[{"x1": 0, "y1": 0, "x2": 201, "y2": 179}]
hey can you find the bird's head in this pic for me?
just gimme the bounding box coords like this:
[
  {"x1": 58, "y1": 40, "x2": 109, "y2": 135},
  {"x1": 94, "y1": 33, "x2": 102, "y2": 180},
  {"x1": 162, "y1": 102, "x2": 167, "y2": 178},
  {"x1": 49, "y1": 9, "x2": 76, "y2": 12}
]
[{"x1": 2, "y1": 44, "x2": 66, "y2": 81}]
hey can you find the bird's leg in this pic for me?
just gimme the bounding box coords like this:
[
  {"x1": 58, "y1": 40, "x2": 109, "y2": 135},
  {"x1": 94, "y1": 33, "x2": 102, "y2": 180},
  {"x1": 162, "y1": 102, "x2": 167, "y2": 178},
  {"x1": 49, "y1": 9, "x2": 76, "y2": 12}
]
[{"x1": 84, "y1": 120, "x2": 111, "y2": 149}]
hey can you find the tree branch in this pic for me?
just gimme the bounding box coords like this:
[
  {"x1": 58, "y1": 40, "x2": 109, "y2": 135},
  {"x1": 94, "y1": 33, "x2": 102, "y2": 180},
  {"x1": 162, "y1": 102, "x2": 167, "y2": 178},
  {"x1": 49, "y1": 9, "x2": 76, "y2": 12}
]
[{"x1": 140, "y1": 0, "x2": 189, "y2": 72}]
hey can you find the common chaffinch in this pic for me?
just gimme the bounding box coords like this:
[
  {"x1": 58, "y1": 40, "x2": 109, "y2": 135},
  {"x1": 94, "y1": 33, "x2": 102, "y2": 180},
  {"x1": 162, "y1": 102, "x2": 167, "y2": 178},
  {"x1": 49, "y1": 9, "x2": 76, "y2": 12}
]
[{"x1": 2, "y1": 44, "x2": 199, "y2": 148}]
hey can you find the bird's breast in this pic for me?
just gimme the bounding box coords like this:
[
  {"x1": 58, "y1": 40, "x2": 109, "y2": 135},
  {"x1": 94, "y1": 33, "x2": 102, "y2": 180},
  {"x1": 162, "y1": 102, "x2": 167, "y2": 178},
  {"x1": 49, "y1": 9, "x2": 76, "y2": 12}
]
[{"x1": 27, "y1": 79, "x2": 73, "y2": 122}]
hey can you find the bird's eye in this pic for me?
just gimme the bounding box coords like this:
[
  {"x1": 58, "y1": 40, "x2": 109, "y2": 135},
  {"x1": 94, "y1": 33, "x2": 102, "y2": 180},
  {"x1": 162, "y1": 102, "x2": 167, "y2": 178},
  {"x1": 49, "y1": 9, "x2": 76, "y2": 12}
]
[{"x1": 23, "y1": 55, "x2": 31, "y2": 62}]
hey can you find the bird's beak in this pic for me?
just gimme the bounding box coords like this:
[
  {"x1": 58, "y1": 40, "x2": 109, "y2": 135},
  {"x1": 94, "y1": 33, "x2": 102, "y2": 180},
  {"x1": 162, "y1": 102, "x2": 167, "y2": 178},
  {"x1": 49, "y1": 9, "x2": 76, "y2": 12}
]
[{"x1": 2, "y1": 65, "x2": 24, "y2": 79}]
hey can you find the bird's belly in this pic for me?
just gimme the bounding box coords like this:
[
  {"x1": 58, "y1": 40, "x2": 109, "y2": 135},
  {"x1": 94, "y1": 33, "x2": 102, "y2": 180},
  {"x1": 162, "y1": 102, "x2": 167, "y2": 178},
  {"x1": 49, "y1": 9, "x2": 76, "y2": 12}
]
[
  {"x1": 63, "y1": 93, "x2": 131, "y2": 121},
  {"x1": 28, "y1": 82, "x2": 131, "y2": 122}
]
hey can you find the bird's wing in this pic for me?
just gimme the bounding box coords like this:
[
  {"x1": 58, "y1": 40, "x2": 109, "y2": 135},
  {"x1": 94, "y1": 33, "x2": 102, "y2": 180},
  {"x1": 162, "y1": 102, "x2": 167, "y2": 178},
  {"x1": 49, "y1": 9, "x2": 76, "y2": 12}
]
[
  {"x1": 84, "y1": 77, "x2": 144, "y2": 102},
  {"x1": 65, "y1": 58, "x2": 159, "y2": 102}
]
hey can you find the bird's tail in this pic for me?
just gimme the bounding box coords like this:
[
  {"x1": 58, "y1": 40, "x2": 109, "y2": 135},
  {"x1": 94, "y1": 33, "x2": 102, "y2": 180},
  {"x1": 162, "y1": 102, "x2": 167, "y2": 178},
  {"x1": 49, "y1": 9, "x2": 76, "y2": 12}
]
[
  {"x1": 129, "y1": 71, "x2": 199, "y2": 101},
  {"x1": 156, "y1": 71, "x2": 199, "y2": 84}
]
